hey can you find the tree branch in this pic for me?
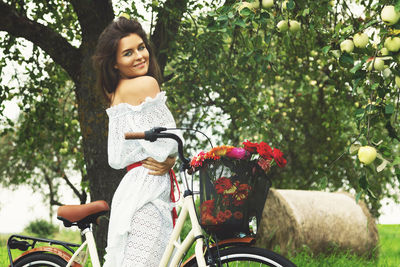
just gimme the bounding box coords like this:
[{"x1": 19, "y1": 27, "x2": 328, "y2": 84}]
[
  {"x1": 44, "y1": 172, "x2": 63, "y2": 206},
  {"x1": 150, "y1": 0, "x2": 190, "y2": 76},
  {"x1": 60, "y1": 169, "x2": 87, "y2": 204},
  {"x1": 0, "y1": 1, "x2": 81, "y2": 82},
  {"x1": 69, "y1": 0, "x2": 114, "y2": 41}
]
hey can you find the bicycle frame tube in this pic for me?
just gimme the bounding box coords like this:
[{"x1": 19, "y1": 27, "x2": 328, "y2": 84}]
[
  {"x1": 66, "y1": 228, "x2": 100, "y2": 267},
  {"x1": 159, "y1": 194, "x2": 206, "y2": 267}
]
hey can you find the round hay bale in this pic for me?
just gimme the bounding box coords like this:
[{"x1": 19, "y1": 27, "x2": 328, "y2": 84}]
[{"x1": 255, "y1": 189, "x2": 379, "y2": 258}]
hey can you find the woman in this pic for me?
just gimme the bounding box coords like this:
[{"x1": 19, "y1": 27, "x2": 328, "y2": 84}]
[{"x1": 92, "y1": 17, "x2": 179, "y2": 266}]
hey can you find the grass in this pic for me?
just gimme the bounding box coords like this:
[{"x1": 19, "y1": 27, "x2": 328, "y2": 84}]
[
  {"x1": 1, "y1": 225, "x2": 399, "y2": 266},
  {"x1": 289, "y1": 224, "x2": 400, "y2": 267}
]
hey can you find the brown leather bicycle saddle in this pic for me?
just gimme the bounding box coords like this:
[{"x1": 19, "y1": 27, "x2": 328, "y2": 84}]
[{"x1": 57, "y1": 200, "x2": 109, "y2": 228}]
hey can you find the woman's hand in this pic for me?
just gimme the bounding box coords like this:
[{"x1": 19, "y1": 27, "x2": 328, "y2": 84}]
[{"x1": 142, "y1": 156, "x2": 176, "y2": 176}]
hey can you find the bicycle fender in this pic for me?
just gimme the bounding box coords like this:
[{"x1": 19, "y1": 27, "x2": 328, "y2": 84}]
[
  {"x1": 11, "y1": 246, "x2": 82, "y2": 267},
  {"x1": 180, "y1": 237, "x2": 255, "y2": 267}
]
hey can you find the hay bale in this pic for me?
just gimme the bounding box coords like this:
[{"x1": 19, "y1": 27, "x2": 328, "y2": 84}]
[{"x1": 255, "y1": 189, "x2": 378, "y2": 258}]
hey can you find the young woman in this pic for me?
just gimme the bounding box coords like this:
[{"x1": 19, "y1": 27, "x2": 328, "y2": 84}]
[{"x1": 93, "y1": 17, "x2": 179, "y2": 266}]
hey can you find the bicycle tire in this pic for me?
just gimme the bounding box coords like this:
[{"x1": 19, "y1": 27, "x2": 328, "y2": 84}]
[
  {"x1": 13, "y1": 252, "x2": 68, "y2": 267},
  {"x1": 186, "y1": 246, "x2": 297, "y2": 267}
]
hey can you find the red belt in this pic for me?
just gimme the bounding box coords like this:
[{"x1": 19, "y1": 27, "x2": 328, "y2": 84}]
[{"x1": 127, "y1": 162, "x2": 180, "y2": 227}]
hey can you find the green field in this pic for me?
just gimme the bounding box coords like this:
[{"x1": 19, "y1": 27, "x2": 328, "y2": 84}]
[{"x1": 1, "y1": 224, "x2": 399, "y2": 266}]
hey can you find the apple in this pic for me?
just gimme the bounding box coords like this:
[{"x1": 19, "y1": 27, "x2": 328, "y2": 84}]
[
  {"x1": 237, "y1": 2, "x2": 257, "y2": 14},
  {"x1": 250, "y1": 0, "x2": 260, "y2": 9},
  {"x1": 262, "y1": 0, "x2": 274, "y2": 8},
  {"x1": 384, "y1": 36, "x2": 400, "y2": 52},
  {"x1": 59, "y1": 148, "x2": 68, "y2": 155},
  {"x1": 383, "y1": 67, "x2": 392, "y2": 78},
  {"x1": 395, "y1": 76, "x2": 400, "y2": 87},
  {"x1": 353, "y1": 32, "x2": 369, "y2": 48},
  {"x1": 381, "y1": 5, "x2": 400, "y2": 25},
  {"x1": 289, "y1": 20, "x2": 301, "y2": 32},
  {"x1": 277, "y1": 20, "x2": 289, "y2": 32},
  {"x1": 367, "y1": 57, "x2": 386, "y2": 71},
  {"x1": 358, "y1": 146, "x2": 377, "y2": 165},
  {"x1": 340, "y1": 39, "x2": 354, "y2": 53},
  {"x1": 380, "y1": 47, "x2": 390, "y2": 56}
]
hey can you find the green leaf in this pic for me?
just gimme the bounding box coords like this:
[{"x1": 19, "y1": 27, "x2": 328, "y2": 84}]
[
  {"x1": 355, "y1": 108, "x2": 365, "y2": 120},
  {"x1": 319, "y1": 176, "x2": 328, "y2": 189},
  {"x1": 385, "y1": 104, "x2": 395, "y2": 114},
  {"x1": 392, "y1": 157, "x2": 400, "y2": 166},
  {"x1": 339, "y1": 53, "x2": 354, "y2": 65},
  {"x1": 355, "y1": 191, "x2": 362, "y2": 203},
  {"x1": 302, "y1": 8, "x2": 310, "y2": 16},
  {"x1": 239, "y1": 7, "x2": 252, "y2": 17},
  {"x1": 322, "y1": 45, "x2": 331, "y2": 54},
  {"x1": 367, "y1": 188, "x2": 377, "y2": 199},
  {"x1": 395, "y1": 168, "x2": 400, "y2": 183},
  {"x1": 359, "y1": 175, "x2": 368, "y2": 190},
  {"x1": 371, "y1": 83, "x2": 380, "y2": 90},
  {"x1": 217, "y1": 15, "x2": 228, "y2": 21},
  {"x1": 287, "y1": 0, "x2": 295, "y2": 10},
  {"x1": 350, "y1": 62, "x2": 363, "y2": 74},
  {"x1": 234, "y1": 19, "x2": 247, "y2": 28}
]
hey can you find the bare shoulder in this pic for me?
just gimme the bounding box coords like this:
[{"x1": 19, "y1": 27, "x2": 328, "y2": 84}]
[{"x1": 116, "y1": 76, "x2": 160, "y2": 106}]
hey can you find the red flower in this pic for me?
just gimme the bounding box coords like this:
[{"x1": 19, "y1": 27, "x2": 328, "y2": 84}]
[
  {"x1": 272, "y1": 148, "x2": 287, "y2": 168},
  {"x1": 217, "y1": 211, "x2": 227, "y2": 223},
  {"x1": 243, "y1": 140, "x2": 259, "y2": 153},
  {"x1": 233, "y1": 211, "x2": 243, "y2": 220},
  {"x1": 200, "y1": 199, "x2": 215, "y2": 214},
  {"x1": 257, "y1": 142, "x2": 273, "y2": 160},
  {"x1": 215, "y1": 177, "x2": 233, "y2": 194},
  {"x1": 224, "y1": 210, "x2": 232, "y2": 220},
  {"x1": 202, "y1": 213, "x2": 217, "y2": 225}
]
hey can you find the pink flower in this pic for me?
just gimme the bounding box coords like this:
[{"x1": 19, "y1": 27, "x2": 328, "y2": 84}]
[{"x1": 226, "y1": 147, "x2": 249, "y2": 159}]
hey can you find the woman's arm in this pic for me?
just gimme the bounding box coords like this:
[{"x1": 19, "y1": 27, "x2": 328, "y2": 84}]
[{"x1": 142, "y1": 156, "x2": 176, "y2": 175}]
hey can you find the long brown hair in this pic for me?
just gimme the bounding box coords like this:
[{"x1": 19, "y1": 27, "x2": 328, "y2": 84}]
[{"x1": 92, "y1": 17, "x2": 162, "y2": 103}]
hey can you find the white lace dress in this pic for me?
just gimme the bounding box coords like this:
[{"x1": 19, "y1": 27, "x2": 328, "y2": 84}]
[{"x1": 103, "y1": 92, "x2": 179, "y2": 267}]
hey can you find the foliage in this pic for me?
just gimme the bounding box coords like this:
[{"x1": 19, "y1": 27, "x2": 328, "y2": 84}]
[
  {"x1": 23, "y1": 219, "x2": 58, "y2": 238},
  {"x1": 0, "y1": 60, "x2": 87, "y2": 206},
  {"x1": 164, "y1": 0, "x2": 400, "y2": 216}
]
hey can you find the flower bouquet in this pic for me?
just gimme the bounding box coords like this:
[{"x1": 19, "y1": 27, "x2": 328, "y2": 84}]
[{"x1": 191, "y1": 141, "x2": 287, "y2": 239}]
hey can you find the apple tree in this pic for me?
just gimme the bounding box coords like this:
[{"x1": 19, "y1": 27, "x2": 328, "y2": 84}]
[{"x1": 164, "y1": 0, "x2": 400, "y2": 216}]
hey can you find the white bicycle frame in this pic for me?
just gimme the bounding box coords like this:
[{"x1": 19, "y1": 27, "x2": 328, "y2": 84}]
[{"x1": 66, "y1": 176, "x2": 207, "y2": 267}]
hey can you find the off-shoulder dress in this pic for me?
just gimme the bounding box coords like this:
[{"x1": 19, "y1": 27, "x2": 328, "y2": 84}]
[{"x1": 103, "y1": 92, "x2": 178, "y2": 267}]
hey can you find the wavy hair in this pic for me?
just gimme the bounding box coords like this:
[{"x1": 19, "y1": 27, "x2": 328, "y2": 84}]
[{"x1": 92, "y1": 17, "x2": 162, "y2": 103}]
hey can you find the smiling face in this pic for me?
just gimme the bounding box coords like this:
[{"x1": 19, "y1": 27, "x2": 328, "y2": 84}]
[{"x1": 114, "y1": 33, "x2": 150, "y2": 79}]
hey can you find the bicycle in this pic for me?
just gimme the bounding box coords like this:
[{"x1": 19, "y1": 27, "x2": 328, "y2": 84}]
[{"x1": 7, "y1": 127, "x2": 297, "y2": 267}]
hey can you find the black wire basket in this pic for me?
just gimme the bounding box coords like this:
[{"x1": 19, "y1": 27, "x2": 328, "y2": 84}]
[{"x1": 198, "y1": 157, "x2": 272, "y2": 239}]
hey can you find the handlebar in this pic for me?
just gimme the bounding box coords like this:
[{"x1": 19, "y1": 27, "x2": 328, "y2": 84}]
[{"x1": 125, "y1": 127, "x2": 191, "y2": 170}]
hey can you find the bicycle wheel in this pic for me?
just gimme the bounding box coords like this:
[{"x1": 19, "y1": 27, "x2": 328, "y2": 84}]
[
  {"x1": 13, "y1": 252, "x2": 68, "y2": 267},
  {"x1": 186, "y1": 246, "x2": 297, "y2": 267}
]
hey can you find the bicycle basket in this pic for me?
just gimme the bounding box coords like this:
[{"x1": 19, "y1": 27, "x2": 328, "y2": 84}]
[{"x1": 199, "y1": 157, "x2": 271, "y2": 239}]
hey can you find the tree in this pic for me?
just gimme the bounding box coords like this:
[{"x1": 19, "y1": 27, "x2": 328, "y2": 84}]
[{"x1": 0, "y1": 0, "x2": 191, "y2": 257}]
